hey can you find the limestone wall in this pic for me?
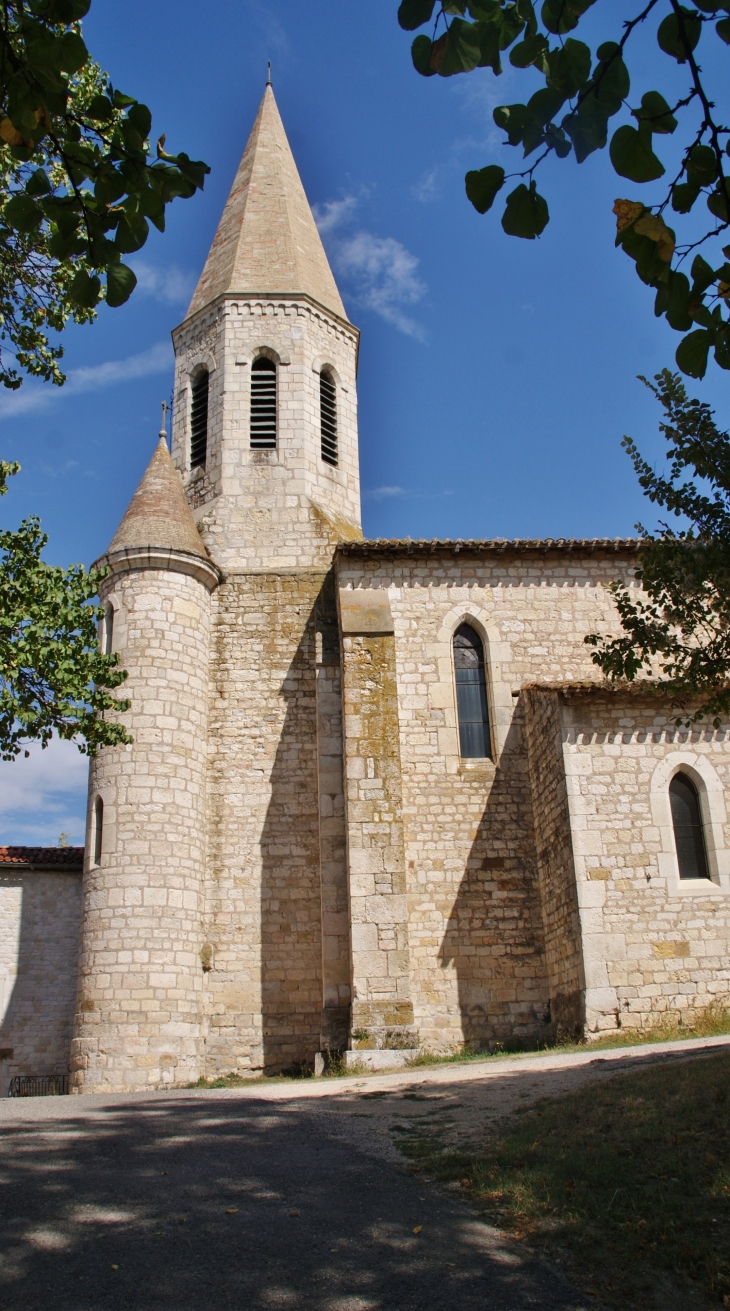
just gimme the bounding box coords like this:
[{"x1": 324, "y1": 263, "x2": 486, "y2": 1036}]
[
  {"x1": 171, "y1": 297, "x2": 361, "y2": 571},
  {"x1": 554, "y1": 690, "x2": 730, "y2": 1034},
  {"x1": 523, "y1": 690, "x2": 586, "y2": 1038},
  {"x1": 0, "y1": 871, "x2": 81, "y2": 1095},
  {"x1": 336, "y1": 545, "x2": 639, "y2": 1052},
  {"x1": 73, "y1": 566, "x2": 212, "y2": 1092},
  {"x1": 204, "y1": 569, "x2": 338, "y2": 1075}
]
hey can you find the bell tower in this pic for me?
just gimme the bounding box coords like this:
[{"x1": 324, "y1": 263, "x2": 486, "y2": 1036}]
[{"x1": 170, "y1": 82, "x2": 362, "y2": 570}]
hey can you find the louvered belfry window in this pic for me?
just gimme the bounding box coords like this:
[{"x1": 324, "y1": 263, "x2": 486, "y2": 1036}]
[
  {"x1": 250, "y1": 356, "x2": 277, "y2": 449},
  {"x1": 453, "y1": 624, "x2": 492, "y2": 759},
  {"x1": 670, "y1": 773, "x2": 710, "y2": 880},
  {"x1": 190, "y1": 369, "x2": 209, "y2": 469},
  {"x1": 320, "y1": 368, "x2": 337, "y2": 466}
]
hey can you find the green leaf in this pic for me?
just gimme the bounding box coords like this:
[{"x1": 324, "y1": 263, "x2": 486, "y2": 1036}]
[
  {"x1": 497, "y1": 3, "x2": 525, "y2": 48},
  {"x1": 55, "y1": 31, "x2": 88, "y2": 73},
  {"x1": 69, "y1": 269, "x2": 101, "y2": 309},
  {"x1": 398, "y1": 0, "x2": 436, "y2": 28},
  {"x1": 562, "y1": 98, "x2": 609, "y2": 162},
  {"x1": 509, "y1": 33, "x2": 548, "y2": 67},
  {"x1": 438, "y1": 17, "x2": 482, "y2": 74},
  {"x1": 465, "y1": 164, "x2": 505, "y2": 213},
  {"x1": 4, "y1": 194, "x2": 43, "y2": 233},
  {"x1": 671, "y1": 181, "x2": 700, "y2": 213},
  {"x1": 708, "y1": 185, "x2": 730, "y2": 223},
  {"x1": 546, "y1": 38, "x2": 591, "y2": 97},
  {"x1": 541, "y1": 0, "x2": 596, "y2": 36},
  {"x1": 114, "y1": 214, "x2": 149, "y2": 254},
  {"x1": 105, "y1": 262, "x2": 137, "y2": 308},
  {"x1": 494, "y1": 102, "x2": 529, "y2": 146},
  {"x1": 25, "y1": 169, "x2": 52, "y2": 197},
  {"x1": 127, "y1": 103, "x2": 152, "y2": 140},
  {"x1": 657, "y1": 8, "x2": 702, "y2": 62},
  {"x1": 686, "y1": 144, "x2": 717, "y2": 188},
  {"x1": 665, "y1": 271, "x2": 692, "y2": 332},
  {"x1": 634, "y1": 91, "x2": 677, "y2": 135},
  {"x1": 522, "y1": 86, "x2": 568, "y2": 155},
  {"x1": 691, "y1": 255, "x2": 717, "y2": 295},
  {"x1": 501, "y1": 180, "x2": 549, "y2": 238},
  {"x1": 86, "y1": 95, "x2": 114, "y2": 122},
  {"x1": 717, "y1": 16, "x2": 730, "y2": 43},
  {"x1": 610, "y1": 125, "x2": 665, "y2": 183},
  {"x1": 544, "y1": 123, "x2": 572, "y2": 158},
  {"x1": 714, "y1": 326, "x2": 730, "y2": 370},
  {"x1": 411, "y1": 34, "x2": 437, "y2": 75},
  {"x1": 475, "y1": 19, "x2": 502, "y2": 71},
  {"x1": 676, "y1": 328, "x2": 712, "y2": 379}
]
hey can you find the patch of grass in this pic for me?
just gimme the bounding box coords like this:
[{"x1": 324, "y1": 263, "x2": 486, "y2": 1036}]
[
  {"x1": 403, "y1": 1003, "x2": 730, "y2": 1072},
  {"x1": 394, "y1": 1051, "x2": 730, "y2": 1309}
]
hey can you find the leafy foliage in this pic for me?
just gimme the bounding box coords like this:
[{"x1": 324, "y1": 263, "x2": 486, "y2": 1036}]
[
  {"x1": 586, "y1": 370, "x2": 730, "y2": 722},
  {"x1": 0, "y1": 464, "x2": 129, "y2": 759},
  {"x1": 398, "y1": 0, "x2": 730, "y2": 379},
  {"x1": 0, "y1": 0, "x2": 209, "y2": 390}
]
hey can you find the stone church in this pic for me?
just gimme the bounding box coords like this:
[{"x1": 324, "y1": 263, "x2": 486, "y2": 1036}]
[{"x1": 1, "y1": 84, "x2": 729, "y2": 1095}]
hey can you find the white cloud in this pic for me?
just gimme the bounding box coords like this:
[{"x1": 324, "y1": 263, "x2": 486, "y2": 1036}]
[
  {"x1": 0, "y1": 341, "x2": 173, "y2": 419},
  {"x1": 364, "y1": 486, "x2": 409, "y2": 500},
  {"x1": 312, "y1": 195, "x2": 359, "y2": 234},
  {"x1": 333, "y1": 232, "x2": 427, "y2": 340},
  {"x1": 0, "y1": 737, "x2": 88, "y2": 847},
  {"x1": 314, "y1": 192, "x2": 427, "y2": 340},
  {"x1": 413, "y1": 167, "x2": 439, "y2": 204},
  {"x1": 130, "y1": 260, "x2": 195, "y2": 306}
]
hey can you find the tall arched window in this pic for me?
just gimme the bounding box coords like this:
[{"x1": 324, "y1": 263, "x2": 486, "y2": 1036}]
[
  {"x1": 104, "y1": 602, "x2": 114, "y2": 655},
  {"x1": 250, "y1": 356, "x2": 277, "y2": 449},
  {"x1": 190, "y1": 369, "x2": 209, "y2": 469},
  {"x1": 93, "y1": 796, "x2": 103, "y2": 867},
  {"x1": 670, "y1": 773, "x2": 710, "y2": 880},
  {"x1": 320, "y1": 368, "x2": 337, "y2": 466},
  {"x1": 453, "y1": 624, "x2": 491, "y2": 759}
]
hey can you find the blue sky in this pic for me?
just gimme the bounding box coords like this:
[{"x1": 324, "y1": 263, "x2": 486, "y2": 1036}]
[{"x1": 0, "y1": 0, "x2": 728, "y2": 844}]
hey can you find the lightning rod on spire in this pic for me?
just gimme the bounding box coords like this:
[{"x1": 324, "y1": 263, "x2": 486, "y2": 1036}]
[
  {"x1": 266, "y1": 61, "x2": 272, "y2": 86},
  {"x1": 159, "y1": 400, "x2": 168, "y2": 447}
]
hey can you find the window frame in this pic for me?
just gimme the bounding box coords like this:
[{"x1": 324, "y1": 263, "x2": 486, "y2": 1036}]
[
  {"x1": 669, "y1": 771, "x2": 711, "y2": 881},
  {"x1": 189, "y1": 366, "x2": 209, "y2": 470},
  {"x1": 452, "y1": 622, "x2": 493, "y2": 762},
  {"x1": 650, "y1": 753, "x2": 730, "y2": 896},
  {"x1": 250, "y1": 353, "x2": 278, "y2": 451},
  {"x1": 92, "y1": 795, "x2": 103, "y2": 868},
  {"x1": 320, "y1": 367, "x2": 338, "y2": 466}
]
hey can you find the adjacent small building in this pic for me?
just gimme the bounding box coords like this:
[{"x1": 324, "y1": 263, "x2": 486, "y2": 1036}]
[{"x1": 1, "y1": 84, "x2": 728, "y2": 1095}]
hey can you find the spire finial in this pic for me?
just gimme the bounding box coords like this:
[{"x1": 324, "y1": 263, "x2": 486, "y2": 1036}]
[
  {"x1": 159, "y1": 400, "x2": 168, "y2": 447},
  {"x1": 266, "y1": 61, "x2": 272, "y2": 86}
]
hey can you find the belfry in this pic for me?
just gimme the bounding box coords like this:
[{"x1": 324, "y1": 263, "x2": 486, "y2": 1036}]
[{"x1": 3, "y1": 84, "x2": 729, "y2": 1096}]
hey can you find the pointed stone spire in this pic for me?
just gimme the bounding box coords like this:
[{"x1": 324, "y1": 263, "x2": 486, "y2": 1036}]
[
  {"x1": 186, "y1": 84, "x2": 347, "y2": 322},
  {"x1": 108, "y1": 433, "x2": 211, "y2": 560}
]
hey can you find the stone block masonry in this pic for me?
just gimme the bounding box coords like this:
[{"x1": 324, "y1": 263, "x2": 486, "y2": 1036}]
[
  {"x1": 0, "y1": 869, "x2": 82, "y2": 1095},
  {"x1": 204, "y1": 569, "x2": 345, "y2": 1075}
]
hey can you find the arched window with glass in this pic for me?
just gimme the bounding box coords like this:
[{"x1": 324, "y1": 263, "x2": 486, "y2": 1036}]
[
  {"x1": 453, "y1": 624, "x2": 491, "y2": 759},
  {"x1": 669, "y1": 772, "x2": 710, "y2": 880},
  {"x1": 190, "y1": 368, "x2": 209, "y2": 469},
  {"x1": 250, "y1": 356, "x2": 277, "y2": 449}
]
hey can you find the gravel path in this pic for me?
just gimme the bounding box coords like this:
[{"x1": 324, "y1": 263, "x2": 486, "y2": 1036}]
[{"x1": 2, "y1": 1035, "x2": 727, "y2": 1310}]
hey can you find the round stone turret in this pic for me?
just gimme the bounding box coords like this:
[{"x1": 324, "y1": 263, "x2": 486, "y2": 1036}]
[{"x1": 71, "y1": 435, "x2": 220, "y2": 1093}]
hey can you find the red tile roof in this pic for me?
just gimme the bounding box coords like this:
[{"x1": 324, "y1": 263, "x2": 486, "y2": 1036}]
[{"x1": 0, "y1": 846, "x2": 84, "y2": 869}]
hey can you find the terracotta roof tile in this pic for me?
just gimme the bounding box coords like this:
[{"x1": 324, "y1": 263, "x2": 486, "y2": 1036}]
[{"x1": 0, "y1": 846, "x2": 84, "y2": 868}]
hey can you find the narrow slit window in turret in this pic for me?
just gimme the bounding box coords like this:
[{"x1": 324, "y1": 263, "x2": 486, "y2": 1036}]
[
  {"x1": 190, "y1": 369, "x2": 209, "y2": 468},
  {"x1": 93, "y1": 796, "x2": 103, "y2": 867},
  {"x1": 670, "y1": 773, "x2": 710, "y2": 879},
  {"x1": 250, "y1": 357, "x2": 277, "y2": 449},
  {"x1": 453, "y1": 624, "x2": 491, "y2": 759},
  {"x1": 320, "y1": 369, "x2": 337, "y2": 465}
]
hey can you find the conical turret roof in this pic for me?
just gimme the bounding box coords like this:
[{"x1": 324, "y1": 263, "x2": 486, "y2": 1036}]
[
  {"x1": 186, "y1": 84, "x2": 347, "y2": 322},
  {"x1": 108, "y1": 435, "x2": 210, "y2": 560}
]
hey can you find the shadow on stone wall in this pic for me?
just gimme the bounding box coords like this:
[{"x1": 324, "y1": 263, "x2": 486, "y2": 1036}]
[
  {"x1": 438, "y1": 712, "x2": 551, "y2": 1052},
  {"x1": 0, "y1": 872, "x2": 81, "y2": 1093}
]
